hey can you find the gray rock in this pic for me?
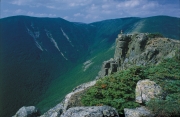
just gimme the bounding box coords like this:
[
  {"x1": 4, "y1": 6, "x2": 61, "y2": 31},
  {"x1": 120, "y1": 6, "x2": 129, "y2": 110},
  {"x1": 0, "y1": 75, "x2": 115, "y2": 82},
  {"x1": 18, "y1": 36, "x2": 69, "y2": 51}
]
[
  {"x1": 116, "y1": 41, "x2": 127, "y2": 48},
  {"x1": 12, "y1": 106, "x2": 40, "y2": 117},
  {"x1": 124, "y1": 106, "x2": 154, "y2": 117},
  {"x1": 40, "y1": 103, "x2": 63, "y2": 117},
  {"x1": 98, "y1": 59, "x2": 118, "y2": 78},
  {"x1": 135, "y1": 79, "x2": 162, "y2": 104},
  {"x1": 60, "y1": 106, "x2": 119, "y2": 117},
  {"x1": 109, "y1": 33, "x2": 180, "y2": 73},
  {"x1": 40, "y1": 81, "x2": 96, "y2": 117}
]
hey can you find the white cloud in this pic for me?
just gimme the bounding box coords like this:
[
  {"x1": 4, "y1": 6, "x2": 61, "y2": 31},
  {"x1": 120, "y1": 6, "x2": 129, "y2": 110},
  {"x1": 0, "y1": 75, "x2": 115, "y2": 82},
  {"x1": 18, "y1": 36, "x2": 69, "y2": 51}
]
[
  {"x1": 27, "y1": 11, "x2": 56, "y2": 17},
  {"x1": 85, "y1": 14, "x2": 100, "y2": 20},
  {"x1": 102, "y1": 4, "x2": 110, "y2": 9},
  {"x1": 3, "y1": 0, "x2": 179, "y2": 22},
  {"x1": 14, "y1": 9, "x2": 24, "y2": 13},
  {"x1": 63, "y1": 16, "x2": 69, "y2": 20},
  {"x1": 10, "y1": 0, "x2": 32, "y2": 5},
  {"x1": 74, "y1": 13, "x2": 84, "y2": 17},
  {"x1": 102, "y1": 10, "x2": 112, "y2": 14},
  {"x1": 46, "y1": 5, "x2": 59, "y2": 10},
  {"x1": 124, "y1": 0, "x2": 140, "y2": 7}
]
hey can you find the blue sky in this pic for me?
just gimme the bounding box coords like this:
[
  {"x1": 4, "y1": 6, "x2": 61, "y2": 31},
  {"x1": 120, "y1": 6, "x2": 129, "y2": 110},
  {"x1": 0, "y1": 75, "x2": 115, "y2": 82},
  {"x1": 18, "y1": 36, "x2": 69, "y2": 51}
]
[{"x1": 1, "y1": 0, "x2": 179, "y2": 23}]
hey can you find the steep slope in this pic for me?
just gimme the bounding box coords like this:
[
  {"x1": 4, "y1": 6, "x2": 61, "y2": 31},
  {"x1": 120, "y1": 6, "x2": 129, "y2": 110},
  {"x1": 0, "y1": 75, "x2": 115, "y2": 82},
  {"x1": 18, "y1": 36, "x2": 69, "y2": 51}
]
[
  {"x1": 131, "y1": 16, "x2": 180, "y2": 39},
  {"x1": 0, "y1": 15, "x2": 179, "y2": 116},
  {"x1": 80, "y1": 33, "x2": 180, "y2": 116},
  {"x1": 37, "y1": 33, "x2": 180, "y2": 117},
  {"x1": 0, "y1": 16, "x2": 95, "y2": 116}
]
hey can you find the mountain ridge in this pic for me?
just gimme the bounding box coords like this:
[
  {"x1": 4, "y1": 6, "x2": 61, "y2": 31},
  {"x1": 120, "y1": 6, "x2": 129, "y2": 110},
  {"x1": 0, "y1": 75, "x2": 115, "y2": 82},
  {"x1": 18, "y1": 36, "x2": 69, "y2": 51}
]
[
  {"x1": 0, "y1": 15, "x2": 180, "y2": 116},
  {"x1": 20, "y1": 32, "x2": 180, "y2": 117}
]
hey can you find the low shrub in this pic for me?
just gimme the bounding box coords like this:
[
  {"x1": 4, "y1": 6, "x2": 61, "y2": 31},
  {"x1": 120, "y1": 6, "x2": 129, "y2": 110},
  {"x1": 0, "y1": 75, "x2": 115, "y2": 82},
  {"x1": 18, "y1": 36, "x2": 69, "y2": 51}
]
[{"x1": 81, "y1": 57, "x2": 180, "y2": 115}]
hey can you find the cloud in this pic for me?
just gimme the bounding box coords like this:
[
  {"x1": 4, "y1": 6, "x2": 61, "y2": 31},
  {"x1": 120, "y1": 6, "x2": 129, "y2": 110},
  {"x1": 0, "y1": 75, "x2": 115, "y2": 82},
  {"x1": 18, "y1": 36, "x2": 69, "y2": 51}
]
[
  {"x1": 14, "y1": 9, "x2": 24, "y2": 13},
  {"x1": 46, "y1": 5, "x2": 60, "y2": 10},
  {"x1": 63, "y1": 16, "x2": 69, "y2": 20},
  {"x1": 10, "y1": 0, "x2": 32, "y2": 5},
  {"x1": 2, "y1": 0, "x2": 179, "y2": 23},
  {"x1": 27, "y1": 12, "x2": 57, "y2": 17},
  {"x1": 74, "y1": 13, "x2": 84, "y2": 17}
]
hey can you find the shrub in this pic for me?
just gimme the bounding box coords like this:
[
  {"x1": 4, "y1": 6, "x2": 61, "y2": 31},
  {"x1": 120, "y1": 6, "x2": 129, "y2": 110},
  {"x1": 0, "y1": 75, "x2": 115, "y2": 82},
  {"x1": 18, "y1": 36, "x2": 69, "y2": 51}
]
[
  {"x1": 81, "y1": 57, "x2": 180, "y2": 115},
  {"x1": 144, "y1": 58, "x2": 180, "y2": 117},
  {"x1": 81, "y1": 66, "x2": 144, "y2": 114},
  {"x1": 146, "y1": 99, "x2": 180, "y2": 117}
]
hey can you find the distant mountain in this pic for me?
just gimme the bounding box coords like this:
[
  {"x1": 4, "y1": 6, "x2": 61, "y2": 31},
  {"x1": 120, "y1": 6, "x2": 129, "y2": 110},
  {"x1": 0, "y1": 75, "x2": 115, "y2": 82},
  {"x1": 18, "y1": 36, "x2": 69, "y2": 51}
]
[{"x1": 0, "y1": 15, "x2": 179, "y2": 116}]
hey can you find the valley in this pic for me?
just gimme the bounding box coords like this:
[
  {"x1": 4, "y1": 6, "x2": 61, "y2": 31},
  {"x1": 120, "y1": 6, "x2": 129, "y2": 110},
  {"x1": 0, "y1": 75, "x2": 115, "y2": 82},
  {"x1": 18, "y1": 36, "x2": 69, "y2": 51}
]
[{"x1": 0, "y1": 15, "x2": 179, "y2": 116}]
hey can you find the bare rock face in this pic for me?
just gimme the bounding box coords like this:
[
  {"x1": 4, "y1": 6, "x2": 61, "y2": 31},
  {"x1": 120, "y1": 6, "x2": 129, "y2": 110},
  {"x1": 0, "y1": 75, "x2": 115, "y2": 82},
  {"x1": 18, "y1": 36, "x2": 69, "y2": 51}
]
[
  {"x1": 124, "y1": 106, "x2": 154, "y2": 117},
  {"x1": 12, "y1": 106, "x2": 40, "y2": 117},
  {"x1": 60, "y1": 106, "x2": 119, "y2": 117},
  {"x1": 97, "y1": 58, "x2": 118, "y2": 79},
  {"x1": 98, "y1": 33, "x2": 180, "y2": 78},
  {"x1": 135, "y1": 79, "x2": 162, "y2": 104}
]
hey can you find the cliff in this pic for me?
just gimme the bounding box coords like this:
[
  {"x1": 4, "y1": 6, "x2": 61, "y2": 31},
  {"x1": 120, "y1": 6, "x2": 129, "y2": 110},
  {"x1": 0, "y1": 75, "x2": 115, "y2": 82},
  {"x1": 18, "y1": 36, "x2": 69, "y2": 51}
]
[
  {"x1": 97, "y1": 33, "x2": 180, "y2": 79},
  {"x1": 13, "y1": 33, "x2": 180, "y2": 117}
]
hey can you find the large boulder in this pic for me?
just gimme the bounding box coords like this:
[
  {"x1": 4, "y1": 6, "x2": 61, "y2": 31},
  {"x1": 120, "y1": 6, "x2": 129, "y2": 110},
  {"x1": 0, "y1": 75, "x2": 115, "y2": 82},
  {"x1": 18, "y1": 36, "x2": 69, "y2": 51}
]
[
  {"x1": 13, "y1": 106, "x2": 40, "y2": 117},
  {"x1": 124, "y1": 106, "x2": 154, "y2": 117},
  {"x1": 60, "y1": 106, "x2": 119, "y2": 117},
  {"x1": 135, "y1": 79, "x2": 162, "y2": 104}
]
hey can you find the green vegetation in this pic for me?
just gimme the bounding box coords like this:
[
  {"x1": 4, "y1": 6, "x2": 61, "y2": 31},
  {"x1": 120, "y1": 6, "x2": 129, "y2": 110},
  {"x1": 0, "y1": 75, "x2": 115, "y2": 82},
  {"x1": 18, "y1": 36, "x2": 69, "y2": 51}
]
[
  {"x1": 147, "y1": 33, "x2": 164, "y2": 38},
  {"x1": 146, "y1": 99, "x2": 180, "y2": 117},
  {"x1": 144, "y1": 58, "x2": 180, "y2": 117},
  {"x1": 1, "y1": 15, "x2": 179, "y2": 116},
  {"x1": 81, "y1": 66, "x2": 144, "y2": 114},
  {"x1": 81, "y1": 57, "x2": 180, "y2": 115}
]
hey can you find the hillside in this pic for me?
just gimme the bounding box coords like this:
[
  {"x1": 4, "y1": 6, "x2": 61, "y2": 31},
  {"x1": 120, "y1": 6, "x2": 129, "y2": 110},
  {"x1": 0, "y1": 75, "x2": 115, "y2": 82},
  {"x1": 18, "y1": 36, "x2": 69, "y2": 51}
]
[
  {"x1": 0, "y1": 15, "x2": 180, "y2": 116},
  {"x1": 21, "y1": 33, "x2": 180, "y2": 117}
]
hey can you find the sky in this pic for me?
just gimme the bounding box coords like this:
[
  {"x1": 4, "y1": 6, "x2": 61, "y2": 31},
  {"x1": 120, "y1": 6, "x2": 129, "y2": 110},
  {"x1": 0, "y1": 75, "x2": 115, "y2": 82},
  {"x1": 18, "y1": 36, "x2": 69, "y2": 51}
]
[{"x1": 0, "y1": 0, "x2": 179, "y2": 23}]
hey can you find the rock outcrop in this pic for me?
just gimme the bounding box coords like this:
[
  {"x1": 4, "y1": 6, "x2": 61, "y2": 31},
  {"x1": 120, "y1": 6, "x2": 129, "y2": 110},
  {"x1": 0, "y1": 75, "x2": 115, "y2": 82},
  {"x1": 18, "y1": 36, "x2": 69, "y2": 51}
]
[
  {"x1": 60, "y1": 106, "x2": 119, "y2": 117},
  {"x1": 135, "y1": 79, "x2": 163, "y2": 104},
  {"x1": 40, "y1": 81, "x2": 96, "y2": 117},
  {"x1": 12, "y1": 106, "x2": 40, "y2": 117},
  {"x1": 124, "y1": 106, "x2": 154, "y2": 117},
  {"x1": 97, "y1": 33, "x2": 180, "y2": 78},
  {"x1": 40, "y1": 103, "x2": 63, "y2": 117}
]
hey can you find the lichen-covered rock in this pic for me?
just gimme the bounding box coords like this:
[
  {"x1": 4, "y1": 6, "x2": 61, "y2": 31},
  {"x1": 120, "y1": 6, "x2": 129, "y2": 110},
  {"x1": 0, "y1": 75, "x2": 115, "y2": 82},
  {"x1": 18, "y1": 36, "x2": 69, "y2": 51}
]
[
  {"x1": 60, "y1": 106, "x2": 119, "y2": 117},
  {"x1": 124, "y1": 106, "x2": 154, "y2": 117},
  {"x1": 13, "y1": 106, "x2": 40, "y2": 117},
  {"x1": 136, "y1": 79, "x2": 162, "y2": 103}
]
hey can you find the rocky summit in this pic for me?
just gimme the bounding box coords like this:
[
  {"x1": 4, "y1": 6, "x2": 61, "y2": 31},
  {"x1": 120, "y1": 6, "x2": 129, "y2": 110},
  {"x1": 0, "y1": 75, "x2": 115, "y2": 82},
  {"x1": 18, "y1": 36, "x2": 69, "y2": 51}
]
[
  {"x1": 97, "y1": 33, "x2": 180, "y2": 78},
  {"x1": 13, "y1": 32, "x2": 180, "y2": 117}
]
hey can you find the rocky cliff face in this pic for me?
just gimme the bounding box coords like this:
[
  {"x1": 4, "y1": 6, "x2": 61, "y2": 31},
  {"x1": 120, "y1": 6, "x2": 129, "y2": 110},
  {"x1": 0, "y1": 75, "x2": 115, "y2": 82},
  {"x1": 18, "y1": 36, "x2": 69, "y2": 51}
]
[{"x1": 97, "y1": 33, "x2": 180, "y2": 79}]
